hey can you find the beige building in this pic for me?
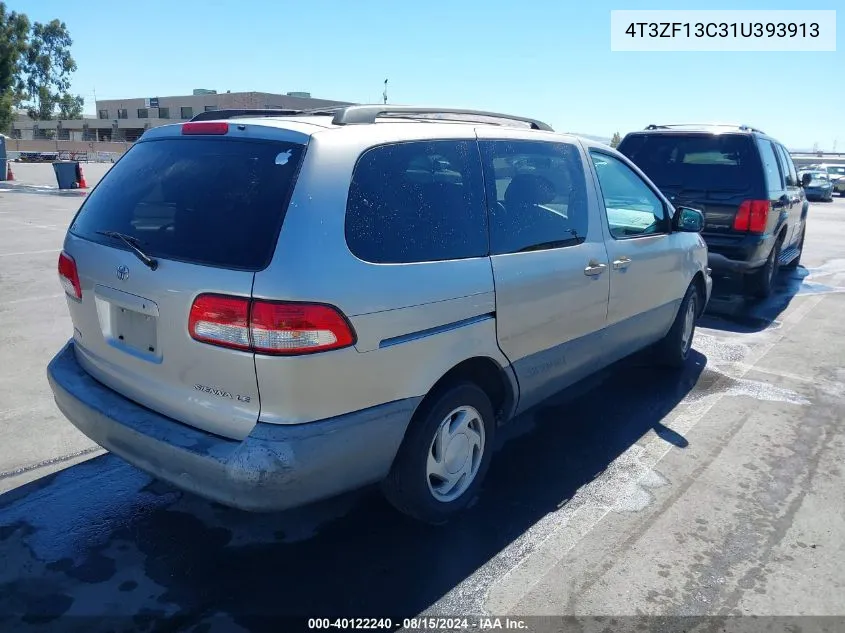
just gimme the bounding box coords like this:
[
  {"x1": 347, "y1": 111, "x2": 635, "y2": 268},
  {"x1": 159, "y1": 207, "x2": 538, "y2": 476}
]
[{"x1": 12, "y1": 89, "x2": 353, "y2": 144}]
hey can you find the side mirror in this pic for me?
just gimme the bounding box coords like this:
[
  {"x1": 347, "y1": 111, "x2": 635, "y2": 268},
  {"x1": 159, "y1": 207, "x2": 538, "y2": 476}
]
[
  {"x1": 801, "y1": 172, "x2": 812, "y2": 187},
  {"x1": 674, "y1": 206, "x2": 704, "y2": 233}
]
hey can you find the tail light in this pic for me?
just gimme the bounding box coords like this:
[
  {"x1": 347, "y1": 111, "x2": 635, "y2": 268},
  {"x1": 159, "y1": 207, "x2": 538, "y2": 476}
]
[
  {"x1": 189, "y1": 294, "x2": 355, "y2": 355},
  {"x1": 189, "y1": 294, "x2": 251, "y2": 351},
  {"x1": 58, "y1": 251, "x2": 82, "y2": 300},
  {"x1": 734, "y1": 200, "x2": 770, "y2": 234}
]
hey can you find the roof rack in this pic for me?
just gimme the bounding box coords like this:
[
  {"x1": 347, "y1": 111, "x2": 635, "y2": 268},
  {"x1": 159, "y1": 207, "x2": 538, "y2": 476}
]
[
  {"x1": 189, "y1": 108, "x2": 341, "y2": 122},
  {"x1": 644, "y1": 123, "x2": 766, "y2": 134},
  {"x1": 189, "y1": 105, "x2": 554, "y2": 131},
  {"x1": 329, "y1": 105, "x2": 553, "y2": 131}
]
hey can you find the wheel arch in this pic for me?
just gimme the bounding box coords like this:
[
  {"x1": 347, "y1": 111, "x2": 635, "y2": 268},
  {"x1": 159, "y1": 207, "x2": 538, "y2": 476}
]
[{"x1": 411, "y1": 356, "x2": 518, "y2": 428}]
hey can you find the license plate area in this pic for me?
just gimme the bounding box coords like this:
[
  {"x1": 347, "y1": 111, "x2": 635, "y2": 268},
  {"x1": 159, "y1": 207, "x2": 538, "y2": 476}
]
[
  {"x1": 94, "y1": 285, "x2": 160, "y2": 361},
  {"x1": 112, "y1": 306, "x2": 158, "y2": 354}
]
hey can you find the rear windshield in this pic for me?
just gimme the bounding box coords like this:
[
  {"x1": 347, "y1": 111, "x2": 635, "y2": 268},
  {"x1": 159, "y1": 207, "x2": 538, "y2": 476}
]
[
  {"x1": 617, "y1": 133, "x2": 760, "y2": 190},
  {"x1": 70, "y1": 138, "x2": 304, "y2": 270}
]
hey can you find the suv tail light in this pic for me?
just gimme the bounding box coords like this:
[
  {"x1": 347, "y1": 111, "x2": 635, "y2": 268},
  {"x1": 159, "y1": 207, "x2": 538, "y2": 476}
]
[
  {"x1": 58, "y1": 251, "x2": 82, "y2": 300},
  {"x1": 734, "y1": 200, "x2": 770, "y2": 234},
  {"x1": 189, "y1": 294, "x2": 355, "y2": 355}
]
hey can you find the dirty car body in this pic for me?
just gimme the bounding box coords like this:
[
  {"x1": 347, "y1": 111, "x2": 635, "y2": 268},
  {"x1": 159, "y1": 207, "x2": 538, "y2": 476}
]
[{"x1": 48, "y1": 106, "x2": 711, "y2": 522}]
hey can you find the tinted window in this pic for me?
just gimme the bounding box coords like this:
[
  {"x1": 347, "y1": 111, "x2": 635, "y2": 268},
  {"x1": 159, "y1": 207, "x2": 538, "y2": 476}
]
[
  {"x1": 758, "y1": 139, "x2": 785, "y2": 193},
  {"x1": 775, "y1": 144, "x2": 798, "y2": 187},
  {"x1": 345, "y1": 140, "x2": 487, "y2": 263},
  {"x1": 480, "y1": 140, "x2": 588, "y2": 254},
  {"x1": 618, "y1": 133, "x2": 760, "y2": 190},
  {"x1": 70, "y1": 139, "x2": 304, "y2": 270},
  {"x1": 590, "y1": 151, "x2": 667, "y2": 239}
]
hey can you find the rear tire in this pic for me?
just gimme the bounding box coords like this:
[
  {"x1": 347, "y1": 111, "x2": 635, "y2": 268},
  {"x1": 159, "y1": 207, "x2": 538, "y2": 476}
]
[
  {"x1": 382, "y1": 382, "x2": 495, "y2": 524},
  {"x1": 746, "y1": 239, "x2": 782, "y2": 299},
  {"x1": 655, "y1": 283, "x2": 699, "y2": 368}
]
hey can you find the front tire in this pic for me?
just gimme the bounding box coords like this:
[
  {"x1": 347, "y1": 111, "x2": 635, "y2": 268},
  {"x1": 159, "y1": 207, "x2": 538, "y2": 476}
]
[
  {"x1": 382, "y1": 383, "x2": 495, "y2": 524},
  {"x1": 655, "y1": 283, "x2": 699, "y2": 368}
]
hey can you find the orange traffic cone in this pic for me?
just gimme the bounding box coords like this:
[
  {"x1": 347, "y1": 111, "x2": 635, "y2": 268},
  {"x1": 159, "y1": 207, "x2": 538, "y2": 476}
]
[
  {"x1": 6, "y1": 162, "x2": 13, "y2": 181},
  {"x1": 76, "y1": 162, "x2": 88, "y2": 188}
]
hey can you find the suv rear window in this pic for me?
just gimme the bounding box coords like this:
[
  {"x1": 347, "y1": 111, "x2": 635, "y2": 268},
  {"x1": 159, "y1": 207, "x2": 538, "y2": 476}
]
[
  {"x1": 617, "y1": 133, "x2": 760, "y2": 190},
  {"x1": 345, "y1": 140, "x2": 487, "y2": 263},
  {"x1": 70, "y1": 138, "x2": 304, "y2": 270}
]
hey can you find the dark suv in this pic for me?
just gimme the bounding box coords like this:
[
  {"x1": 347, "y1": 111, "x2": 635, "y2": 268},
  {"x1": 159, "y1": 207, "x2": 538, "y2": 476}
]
[{"x1": 618, "y1": 124, "x2": 809, "y2": 298}]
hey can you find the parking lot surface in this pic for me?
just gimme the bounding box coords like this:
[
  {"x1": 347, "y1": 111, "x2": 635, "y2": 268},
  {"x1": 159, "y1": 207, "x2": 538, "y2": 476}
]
[{"x1": 1, "y1": 172, "x2": 843, "y2": 631}]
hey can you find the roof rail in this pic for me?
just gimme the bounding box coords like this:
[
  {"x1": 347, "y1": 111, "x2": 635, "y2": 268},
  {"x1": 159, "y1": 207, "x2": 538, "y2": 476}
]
[
  {"x1": 331, "y1": 105, "x2": 554, "y2": 131},
  {"x1": 645, "y1": 123, "x2": 766, "y2": 134},
  {"x1": 188, "y1": 108, "x2": 346, "y2": 122}
]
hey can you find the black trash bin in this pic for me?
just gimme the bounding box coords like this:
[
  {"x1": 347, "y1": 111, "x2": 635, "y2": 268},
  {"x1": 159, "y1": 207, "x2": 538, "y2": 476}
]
[{"x1": 52, "y1": 161, "x2": 79, "y2": 189}]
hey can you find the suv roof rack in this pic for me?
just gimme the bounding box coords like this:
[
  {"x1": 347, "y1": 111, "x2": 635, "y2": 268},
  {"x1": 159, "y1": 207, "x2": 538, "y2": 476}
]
[
  {"x1": 329, "y1": 105, "x2": 554, "y2": 131},
  {"x1": 644, "y1": 123, "x2": 766, "y2": 134},
  {"x1": 189, "y1": 107, "x2": 341, "y2": 122},
  {"x1": 190, "y1": 105, "x2": 554, "y2": 131}
]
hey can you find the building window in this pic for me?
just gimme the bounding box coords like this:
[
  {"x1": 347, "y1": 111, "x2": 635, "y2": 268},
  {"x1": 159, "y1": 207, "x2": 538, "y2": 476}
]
[
  {"x1": 180, "y1": 107, "x2": 193, "y2": 119},
  {"x1": 204, "y1": 105, "x2": 217, "y2": 112},
  {"x1": 158, "y1": 107, "x2": 170, "y2": 119},
  {"x1": 117, "y1": 109, "x2": 128, "y2": 119},
  {"x1": 137, "y1": 108, "x2": 149, "y2": 118},
  {"x1": 98, "y1": 109, "x2": 109, "y2": 119}
]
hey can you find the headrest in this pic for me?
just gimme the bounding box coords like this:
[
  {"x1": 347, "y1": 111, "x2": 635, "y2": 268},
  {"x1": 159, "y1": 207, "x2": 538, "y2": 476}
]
[{"x1": 504, "y1": 174, "x2": 556, "y2": 206}]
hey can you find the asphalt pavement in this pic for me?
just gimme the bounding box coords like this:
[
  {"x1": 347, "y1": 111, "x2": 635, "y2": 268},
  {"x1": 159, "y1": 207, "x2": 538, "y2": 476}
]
[{"x1": 0, "y1": 170, "x2": 843, "y2": 632}]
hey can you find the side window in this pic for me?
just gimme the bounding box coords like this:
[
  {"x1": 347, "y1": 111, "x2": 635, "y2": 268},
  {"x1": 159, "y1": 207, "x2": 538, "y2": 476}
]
[
  {"x1": 589, "y1": 151, "x2": 668, "y2": 239},
  {"x1": 345, "y1": 140, "x2": 487, "y2": 264},
  {"x1": 775, "y1": 144, "x2": 798, "y2": 187},
  {"x1": 481, "y1": 140, "x2": 588, "y2": 255},
  {"x1": 758, "y1": 139, "x2": 785, "y2": 192}
]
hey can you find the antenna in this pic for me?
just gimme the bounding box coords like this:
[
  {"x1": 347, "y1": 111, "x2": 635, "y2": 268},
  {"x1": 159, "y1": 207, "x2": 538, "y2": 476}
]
[{"x1": 383, "y1": 79, "x2": 388, "y2": 105}]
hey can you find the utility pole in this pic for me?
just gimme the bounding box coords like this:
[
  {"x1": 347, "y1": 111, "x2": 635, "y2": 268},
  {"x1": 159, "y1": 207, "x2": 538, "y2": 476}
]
[{"x1": 383, "y1": 79, "x2": 388, "y2": 105}]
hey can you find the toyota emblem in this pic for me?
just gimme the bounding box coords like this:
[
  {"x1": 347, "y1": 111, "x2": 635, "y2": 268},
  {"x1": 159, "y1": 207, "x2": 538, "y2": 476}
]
[{"x1": 116, "y1": 265, "x2": 130, "y2": 281}]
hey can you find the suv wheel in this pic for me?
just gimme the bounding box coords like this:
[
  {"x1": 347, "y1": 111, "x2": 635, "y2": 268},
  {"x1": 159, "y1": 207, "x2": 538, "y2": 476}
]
[
  {"x1": 782, "y1": 229, "x2": 805, "y2": 270},
  {"x1": 747, "y1": 240, "x2": 782, "y2": 299},
  {"x1": 655, "y1": 283, "x2": 699, "y2": 368},
  {"x1": 382, "y1": 383, "x2": 495, "y2": 524}
]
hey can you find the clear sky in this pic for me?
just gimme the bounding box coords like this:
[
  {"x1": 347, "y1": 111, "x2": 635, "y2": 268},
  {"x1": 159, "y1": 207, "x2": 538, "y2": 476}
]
[{"x1": 19, "y1": 0, "x2": 843, "y2": 150}]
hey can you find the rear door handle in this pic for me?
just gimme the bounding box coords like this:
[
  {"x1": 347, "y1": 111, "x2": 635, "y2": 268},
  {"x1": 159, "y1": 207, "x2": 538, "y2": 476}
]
[
  {"x1": 584, "y1": 261, "x2": 607, "y2": 277},
  {"x1": 612, "y1": 257, "x2": 632, "y2": 270}
]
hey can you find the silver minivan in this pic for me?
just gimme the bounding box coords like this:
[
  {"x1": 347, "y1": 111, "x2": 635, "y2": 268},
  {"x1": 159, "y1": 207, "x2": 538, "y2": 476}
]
[{"x1": 48, "y1": 106, "x2": 711, "y2": 523}]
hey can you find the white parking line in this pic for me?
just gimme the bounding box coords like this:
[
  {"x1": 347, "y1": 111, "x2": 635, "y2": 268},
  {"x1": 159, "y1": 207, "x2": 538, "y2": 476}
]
[
  {"x1": 479, "y1": 292, "x2": 826, "y2": 616},
  {"x1": 5, "y1": 293, "x2": 64, "y2": 306},
  {"x1": 0, "y1": 218, "x2": 62, "y2": 230},
  {"x1": 0, "y1": 248, "x2": 60, "y2": 258}
]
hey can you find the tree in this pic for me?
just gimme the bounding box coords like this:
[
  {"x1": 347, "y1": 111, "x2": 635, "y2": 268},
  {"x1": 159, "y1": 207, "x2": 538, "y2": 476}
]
[
  {"x1": 0, "y1": 3, "x2": 30, "y2": 132},
  {"x1": 18, "y1": 19, "x2": 78, "y2": 120},
  {"x1": 610, "y1": 131, "x2": 622, "y2": 148},
  {"x1": 56, "y1": 92, "x2": 83, "y2": 119}
]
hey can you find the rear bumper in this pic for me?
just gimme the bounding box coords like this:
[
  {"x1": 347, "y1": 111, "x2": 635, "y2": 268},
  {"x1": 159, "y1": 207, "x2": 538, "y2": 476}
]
[
  {"x1": 704, "y1": 232, "x2": 775, "y2": 274},
  {"x1": 47, "y1": 341, "x2": 419, "y2": 512}
]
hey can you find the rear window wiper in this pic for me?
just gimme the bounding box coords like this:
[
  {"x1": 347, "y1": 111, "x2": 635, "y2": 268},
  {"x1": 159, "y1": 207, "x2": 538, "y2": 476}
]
[{"x1": 96, "y1": 230, "x2": 159, "y2": 271}]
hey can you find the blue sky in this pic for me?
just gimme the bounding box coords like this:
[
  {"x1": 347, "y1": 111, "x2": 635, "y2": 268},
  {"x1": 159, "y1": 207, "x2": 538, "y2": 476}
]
[{"x1": 20, "y1": 0, "x2": 843, "y2": 150}]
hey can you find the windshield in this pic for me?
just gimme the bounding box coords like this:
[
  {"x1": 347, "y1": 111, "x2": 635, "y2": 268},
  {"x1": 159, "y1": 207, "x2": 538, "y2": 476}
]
[
  {"x1": 70, "y1": 138, "x2": 305, "y2": 270},
  {"x1": 617, "y1": 133, "x2": 760, "y2": 190}
]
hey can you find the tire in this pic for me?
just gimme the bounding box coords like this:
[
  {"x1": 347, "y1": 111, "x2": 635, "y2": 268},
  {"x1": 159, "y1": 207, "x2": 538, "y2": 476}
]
[
  {"x1": 783, "y1": 228, "x2": 805, "y2": 270},
  {"x1": 382, "y1": 382, "x2": 496, "y2": 524},
  {"x1": 746, "y1": 239, "x2": 782, "y2": 299},
  {"x1": 655, "y1": 283, "x2": 700, "y2": 368}
]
